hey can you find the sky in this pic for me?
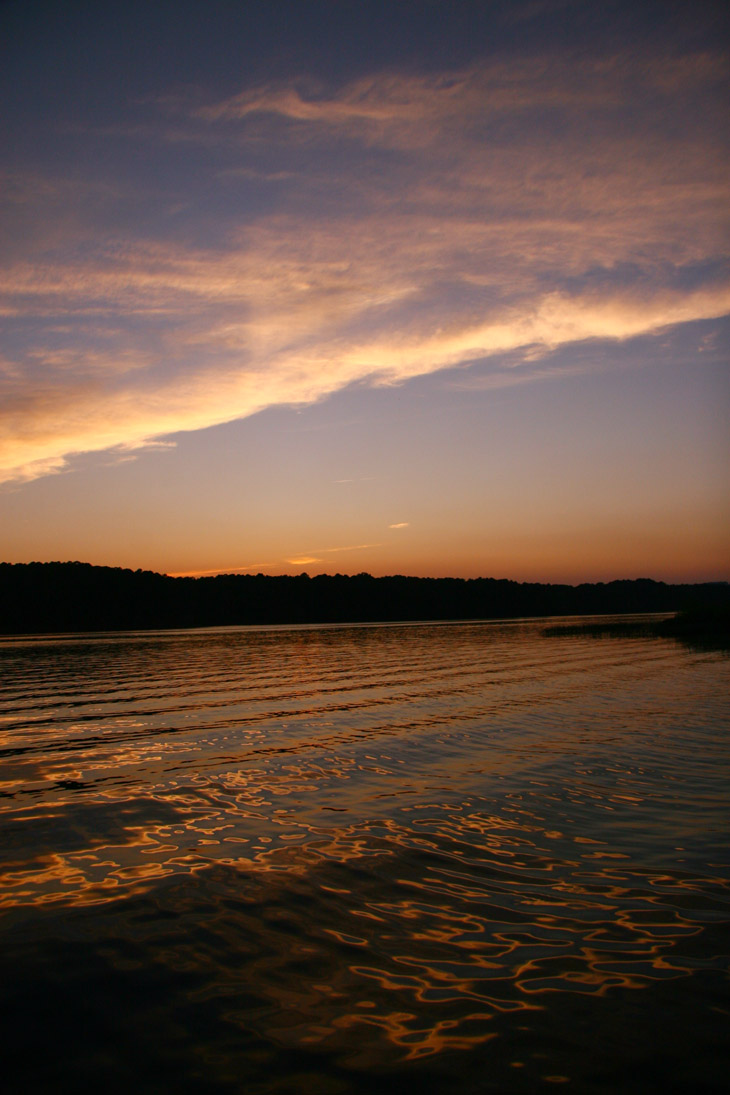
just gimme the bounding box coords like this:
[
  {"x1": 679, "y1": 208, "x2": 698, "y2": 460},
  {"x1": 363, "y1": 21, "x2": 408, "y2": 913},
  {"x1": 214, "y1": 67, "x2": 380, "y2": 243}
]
[{"x1": 1, "y1": 0, "x2": 728, "y2": 583}]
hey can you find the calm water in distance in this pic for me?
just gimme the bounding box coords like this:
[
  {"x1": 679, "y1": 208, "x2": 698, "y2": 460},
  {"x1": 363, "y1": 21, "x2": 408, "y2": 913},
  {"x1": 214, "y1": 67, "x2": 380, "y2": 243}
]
[{"x1": 1, "y1": 617, "x2": 728, "y2": 1094}]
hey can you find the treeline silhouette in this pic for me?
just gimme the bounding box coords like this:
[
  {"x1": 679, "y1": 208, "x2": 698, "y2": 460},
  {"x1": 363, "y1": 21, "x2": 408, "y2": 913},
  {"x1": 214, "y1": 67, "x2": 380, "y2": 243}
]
[{"x1": 1, "y1": 561, "x2": 727, "y2": 635}]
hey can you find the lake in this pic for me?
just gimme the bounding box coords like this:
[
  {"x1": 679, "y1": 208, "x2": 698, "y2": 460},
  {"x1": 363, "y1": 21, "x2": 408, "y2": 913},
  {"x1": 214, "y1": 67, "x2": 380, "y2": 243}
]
[{"x1": 1, "y1": 617, "x2": 728, "y2": 1093}]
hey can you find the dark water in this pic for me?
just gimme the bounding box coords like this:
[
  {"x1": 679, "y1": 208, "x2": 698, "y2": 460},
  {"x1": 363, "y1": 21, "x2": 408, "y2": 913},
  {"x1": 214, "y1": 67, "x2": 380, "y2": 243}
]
[{"x1": 1, "y1": 618, "x2": 728, "y2": 1094}]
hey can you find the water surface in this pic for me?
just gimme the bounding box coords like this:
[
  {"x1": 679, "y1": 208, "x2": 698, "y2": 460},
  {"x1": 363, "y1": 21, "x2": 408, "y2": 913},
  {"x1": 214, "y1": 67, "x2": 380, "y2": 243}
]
[{"x1": 1, "y1": 618, "x2": 728, "y2": 1093}]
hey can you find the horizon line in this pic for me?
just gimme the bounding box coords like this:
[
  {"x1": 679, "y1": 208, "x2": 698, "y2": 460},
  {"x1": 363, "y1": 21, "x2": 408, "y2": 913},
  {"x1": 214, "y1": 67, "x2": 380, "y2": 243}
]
[{"x1": 2, "y1": 560, "x2": 728, "y2": 588}]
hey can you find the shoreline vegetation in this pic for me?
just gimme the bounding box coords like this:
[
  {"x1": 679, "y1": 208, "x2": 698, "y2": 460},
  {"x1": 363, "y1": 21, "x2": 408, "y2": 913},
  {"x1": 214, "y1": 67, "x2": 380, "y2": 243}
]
[
  {"x1": 544, "y1": 605, "x2": 730, "y2": 644},
  {"x1": 1, "y1": 561, "x2": 728, "y2": 637}
]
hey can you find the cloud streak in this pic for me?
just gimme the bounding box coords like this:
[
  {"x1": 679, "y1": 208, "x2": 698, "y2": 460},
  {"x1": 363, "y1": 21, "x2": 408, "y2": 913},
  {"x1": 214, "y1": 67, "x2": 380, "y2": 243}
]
[{"x1": 1, "y1": 49, "x2": 727, "y2": 484}]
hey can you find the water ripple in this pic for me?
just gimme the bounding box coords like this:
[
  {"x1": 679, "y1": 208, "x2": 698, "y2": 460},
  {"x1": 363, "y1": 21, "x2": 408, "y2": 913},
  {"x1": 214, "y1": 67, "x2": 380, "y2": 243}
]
[{"x1": 1, "y1": 618, "x2": 728, "y2": 1092}]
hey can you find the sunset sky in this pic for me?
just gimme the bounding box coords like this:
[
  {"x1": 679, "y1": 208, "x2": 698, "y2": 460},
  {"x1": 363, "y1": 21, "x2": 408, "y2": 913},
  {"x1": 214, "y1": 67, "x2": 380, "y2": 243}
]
[{"x1": 1, "y1": 0, "x2": 728, "y2": 582}]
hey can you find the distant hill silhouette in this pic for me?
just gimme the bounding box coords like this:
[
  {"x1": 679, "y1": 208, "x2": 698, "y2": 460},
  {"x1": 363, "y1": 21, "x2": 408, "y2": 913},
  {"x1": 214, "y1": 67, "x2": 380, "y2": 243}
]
[{"x1": 0, "y1": 561, "x2": 727, "y2": 635}]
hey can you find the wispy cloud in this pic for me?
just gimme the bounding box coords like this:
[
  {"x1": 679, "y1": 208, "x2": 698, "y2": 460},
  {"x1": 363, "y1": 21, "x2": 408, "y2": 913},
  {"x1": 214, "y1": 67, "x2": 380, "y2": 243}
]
[
  {"x1": 323, "y1": 543, "x2": 382, "y2": 553},
  {"x1": 167, "y1": 562, "x2": 279, "y2": 577},
  {"x1": 285, "y1": 544, "x2": 382, "y2": 566},
  {"x1": 389, "y1": 522, "x2": 409, "y2": 529},
  {"x1": 195, "y1": 54, "x2": 728, "y2": 143},
  {"x1": 171, "y1": 541, "x2": 383, "y2": 577},
  {"x1": 1, "y1": 49, "x2": 727, "y2": 484}
]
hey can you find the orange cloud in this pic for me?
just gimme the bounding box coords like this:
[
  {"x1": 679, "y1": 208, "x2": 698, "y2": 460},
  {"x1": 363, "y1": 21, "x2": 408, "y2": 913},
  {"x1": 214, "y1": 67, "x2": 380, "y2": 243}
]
[
  {"x1": 1, "y1": 52, "x2": 727, "y2": 485},
  {"x1": 167, "y1": 562, "x2": 278, "y2": 577}
]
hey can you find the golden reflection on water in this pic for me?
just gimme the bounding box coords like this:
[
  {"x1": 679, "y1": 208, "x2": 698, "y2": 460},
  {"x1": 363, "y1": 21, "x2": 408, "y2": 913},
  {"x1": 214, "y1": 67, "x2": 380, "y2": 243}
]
[{"x1": 0, "y1": 620, "x2": 728, "y2": 1089}]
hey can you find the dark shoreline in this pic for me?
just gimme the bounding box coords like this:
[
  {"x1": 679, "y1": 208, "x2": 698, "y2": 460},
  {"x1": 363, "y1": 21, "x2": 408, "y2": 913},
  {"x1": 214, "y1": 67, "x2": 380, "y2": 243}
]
[
  {"x1": 1, "y1": 561, "x2": 728, "y2": 636},
  {"x1": 544, "y1": 605, "x2": 730, "y2": 645}
]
